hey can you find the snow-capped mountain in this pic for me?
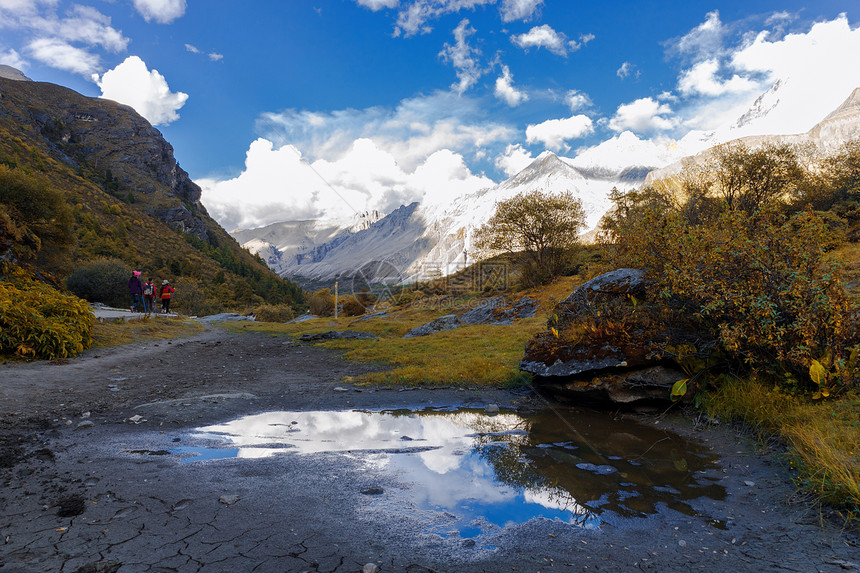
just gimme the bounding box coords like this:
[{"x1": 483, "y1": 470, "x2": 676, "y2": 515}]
[
  {"x1": 240, "y1": 151, "x2": 652, "y2": 283},
  {"x1": 648, "y1": 87, "x2": 860, "y2": 183}
]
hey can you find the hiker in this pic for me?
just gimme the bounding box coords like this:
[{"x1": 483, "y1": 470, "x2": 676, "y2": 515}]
[
  {"x1": 159, "y1": 279, "x2": 175, "y2": 314},
  {"x1": 128, "y1": 270, "x2": 144, "y2": 312},
  {"x1": 142, "y1": 278, "x2": 156, "y2": 316}
]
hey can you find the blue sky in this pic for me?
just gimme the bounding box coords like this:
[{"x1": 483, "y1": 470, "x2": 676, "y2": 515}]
[{"x1": 2, "y1": 1, "x2": 859, "y2": 229}]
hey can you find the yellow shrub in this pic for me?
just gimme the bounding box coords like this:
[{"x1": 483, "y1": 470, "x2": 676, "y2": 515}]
[
  {"x1": 254, "y1": 303, "x2": 295, "y2": 323},
  {"x1": 0, "y1": 272, "x2": 94, "y2": 359}
]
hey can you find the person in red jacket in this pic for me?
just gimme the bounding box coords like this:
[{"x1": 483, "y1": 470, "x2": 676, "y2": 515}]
[{"x1": 159, "y1": 279, "x2": 176, "y2": 314}]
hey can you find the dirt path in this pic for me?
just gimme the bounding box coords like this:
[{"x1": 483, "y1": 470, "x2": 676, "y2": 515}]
[{"x1": 1, "y1": 325, "x2": 858, "y2": 572}]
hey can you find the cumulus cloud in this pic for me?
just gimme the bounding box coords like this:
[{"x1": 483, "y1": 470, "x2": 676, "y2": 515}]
[
  {"x1": 609, "y1": 97, "x2": 678, "y2": 134},
  {"x1": 495, "y1": 143, "x2": 534, "y2": 176},
  {"x1": 499, "y1": 0, "x2": 542, "y2": 22},
  {"x1": 28, "y1": 38, "x2": 101, "y2": 75},
  {"x1": 564, "y1": 89, "x2": 593, "y2": 112},
  {"x1": 439, "y1": 19, "x2": 483, "y2": 94},
  {"x1": 132, "y1": 0, "x2": 186, "y2": 24},
  {"x1": 677, "y1": 58, "x2": 758, "y2": 96},
  {"x1": 512, "y1": 24, "x2": 580, "y2": 56},
  {"x1": 494, "y1": 65, "x2": 528, "y2": 106},
  {"x1": 526, "y1": 115, "x2": 594, "y2": 150},
  {"x1": 199, "y1": 137, "x2": 494, "y2": 230},
  {"x1": 184, "y1": 43, "x2": 200, "y2": 53},
  {"x1": 0, "y1": 47, "x2": 27, "y2": 70},
  {"x1": 95, "y1": 56, "x2": 188, "y2": 126},
  {"x1": 208, "y1": 52, "x2": 223, "y2": 61}
]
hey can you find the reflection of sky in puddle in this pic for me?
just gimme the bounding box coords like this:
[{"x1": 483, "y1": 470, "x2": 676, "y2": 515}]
[{"x1": 171, "y1": 408, "x2": 722, "y2": 538}]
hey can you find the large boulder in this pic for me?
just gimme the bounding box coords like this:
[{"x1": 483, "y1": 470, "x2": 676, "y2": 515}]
[
  {"x1": 521, "y1": 269, "x2": 694, "y2": 406},
  {"x1": 461, "y1": 295, "x2": 538, "y2": 326}
]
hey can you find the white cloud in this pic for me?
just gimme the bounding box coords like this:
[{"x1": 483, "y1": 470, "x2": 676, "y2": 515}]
[
  {"x1": 132, "y1": 0, "x2": 186, "y2": 24},
  {"x1": 609, "y1": 98, "x2": 678, "y2": 134},
  {"x1": 0, "y1": 47, "x2": 26, "y2": 70},
  {"x1": 616, "y1": 61, "x2": 638, "y2": 79},
  {"x1": 512, "y1": 24, "x2": 579, "y2": 56},
  {"x1": 567, "y1": 131, "x2": 690, "y2": 172},
  {"x1": 184, "y1": 43, "x2": 200, "y2": 53},
  {"x1": 355, "y1": 0, "x2": 399, "y2": 10},
  {"x1": 671, "y1": 10, "x2": 727, "y2": 61},
  {"x1": 499, "y1": 0, "x2": 542, "y2": 22},
  {"x1": 495, "y1": 143, "x2": 534, "y2": 176},
  {"x1": 439, "y1": 19, "x2": 483, "y2": 94},
  {"x1": 564, "y1": 89, "x2": 593, "y2": 112},
  {"x1": 28, "y1": 38, "x2": 100, "y2": 75},
  {"x1": 198, "y1": 136, "x2": 494, "y2": 230},
  {"x1": 208, "y1": 52, "x2": 223, "y2": 61},
  {"x1": 494, "y1": 65, "x2": 528, "y2": 106},
  {"x1": 95, "y1": 56, "x2": 188, "y2": 126},
  {"x1": 258, "y1": 91, "x2": 514, "y2": 172},
  {"x1": 677, "y1": 58, "x2": 758, "y2": 97},
  {"x1": 526, "y1": 115, "x2": 593, "y2": 150},
  {"x1": 394, "y1": 0, "x2": 495, "y2": 36}
]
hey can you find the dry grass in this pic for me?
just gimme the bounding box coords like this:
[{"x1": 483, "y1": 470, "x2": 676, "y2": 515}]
[
  {"x1": 702, "y1": 378, "x2": 860, "y2": 520},
  {"x1": 92, "y1": 316, "x2": 205, "y2": 348}
]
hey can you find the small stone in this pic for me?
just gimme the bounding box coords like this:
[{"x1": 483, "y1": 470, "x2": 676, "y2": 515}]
[
  {"x1": 75, "y1": 421, "x2": 94, "y2": 430},
  {"x1": 484, "y1": 404, "x2": 500, "y2": 414},
  {"x1": 218, "y1": 495, "x2": 240, "y2": 505},
  {"x1": 333, "y1": 387, "x2": 349, "y2": 393},
  {"x1": 81, "y1": 411, "x2": 91, "y2": 418},
  {"x1": 678, "y1": 540, "x2": 687, "y2": 547},
  {"x1": 128, "y1": 415, "x2": 145, "y2": 424},
  {"x1": 360, "y1": 487, "x2": 384, "y2": 495},
  {"x1": 362, "y1": 564, "x2": 379, "y2": 573},
  {"x1": 744, "y1": 480, "x2": 756, "y2": 487}
]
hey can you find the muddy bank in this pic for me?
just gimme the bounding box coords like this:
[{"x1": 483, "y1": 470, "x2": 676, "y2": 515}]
[{"x1": 0, "y1": 326, "x2": 857, "y2": 572}]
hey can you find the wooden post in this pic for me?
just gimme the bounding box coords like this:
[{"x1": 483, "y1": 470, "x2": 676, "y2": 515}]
[{"x1": 334, "y1": 281, "x2": 338, "y2": 319}]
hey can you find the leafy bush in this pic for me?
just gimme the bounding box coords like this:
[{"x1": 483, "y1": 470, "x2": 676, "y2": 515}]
[
  {"x1": 0, "y1": 265, "x2": 93, "y2": 359},
  {"x1": 66, "y1": 258, "x2": 131, "y2": 309},
  {"x1": 340, "y1": 296, "x2": 366, "y2": 317},
  {"x1": 254, "y1": 303, "x2": 295, "y2": 323},
  {"x1": 173, "y1": 279, "x2": 224, "y2": 317},
  {"x1": 606, "y1": 200, "x2": 859, "y2": 392},
  {"x1": 308, "y1": 288, "x2": 334, "y2": 316}
]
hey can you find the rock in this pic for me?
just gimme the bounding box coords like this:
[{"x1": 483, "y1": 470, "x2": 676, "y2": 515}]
[
  {"x1": 299, "y1": 330, "x2": 377, "y2": 342},
  {"x1": 218, "y1": 495, "x2": 240, "y2": 505},
  {"x1": 484, "y1": 404, "x2": 500, "y2": 414},
  {"x1": 75, "y1": 421, "x2": 94, "y2": 430},
  {"x1": 461, "y1": 295, "x2": 538, "y2": 326},
  {"x1": 128, "y1": 415, "x2": 145, "y2": 424},
  {"x1": 362, "y1": 564, "x2": 380, "y2": 573},
  {"x1": 333, "y1": 387, "x2": 349, "y2": 393},
  {"x1": 361, "y1": 487, "x2": 384, "y2": 495},
  {"x1": 287, "y1": 314, "x2": 320, "y2": 323},
  {"x1": 520, "y1": 269, "x2": 705, "y2": 407},
  {"x1": 402, "y1": 314, "x2": 460, "y2": 338}
]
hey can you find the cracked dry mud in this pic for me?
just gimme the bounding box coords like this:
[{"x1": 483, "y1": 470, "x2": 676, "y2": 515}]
[{"x1": 1, "y1": 325, "x2": 858, "y2": 573}]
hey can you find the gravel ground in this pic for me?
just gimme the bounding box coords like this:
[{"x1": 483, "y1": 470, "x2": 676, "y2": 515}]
[{"x1": 0, "y1": 324, "x2": 858, "y2": 573}]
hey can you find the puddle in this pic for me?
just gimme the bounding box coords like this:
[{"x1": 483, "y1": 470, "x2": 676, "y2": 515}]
[{"x1": 166, "y1": 407, "x2": 724, "y2": 537}]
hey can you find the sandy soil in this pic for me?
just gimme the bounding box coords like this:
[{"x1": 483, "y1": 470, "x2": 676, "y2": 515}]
[{"x1": 0, "y1": 324, "x2": 858, "y2": 573}]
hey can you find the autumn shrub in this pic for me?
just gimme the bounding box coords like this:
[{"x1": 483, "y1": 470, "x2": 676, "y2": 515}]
[
  {"x1": 66, "y1": 258, "x2": 132, "y2": 309},
  {"x1": 173, "y1": 279, "x2": 224, "y2": 317},
  {"x1": 308, "y1": 288, "x2": 335, "y2": 316},
  {"x1": 254, "y1": 303, "x2": 295, "y2": 323},
  {"x1": 0, "y1": 265, "x2": 94, "y2": 359},
  {"x1": 340, "y1": 296, "x2": 366, "y2": 317},
  {"x1": 606, "y1": 204, "x2": 859, "y2": 392}
]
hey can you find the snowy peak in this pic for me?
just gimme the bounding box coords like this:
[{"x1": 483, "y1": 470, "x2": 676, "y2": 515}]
[
  {"x1": 820, "y1": 87, "x2": 860, "y2": 123},
  {"x1": 502, "y1": 152, "x2": 586, "y2": 191}
]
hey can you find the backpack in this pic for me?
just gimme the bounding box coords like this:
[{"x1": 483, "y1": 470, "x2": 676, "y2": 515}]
[{"x1": 143, "y1": 283, "x2": 154, "y2": 296}]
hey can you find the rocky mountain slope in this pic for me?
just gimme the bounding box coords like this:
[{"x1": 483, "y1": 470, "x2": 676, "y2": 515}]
[{"x1": 0, "y1": 69, "x2": 301, "y2": 310}]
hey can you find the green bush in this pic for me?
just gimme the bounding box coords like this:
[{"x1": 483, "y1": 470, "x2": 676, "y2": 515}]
[
  {"x1": 66, "y1": 258, "x2": 131, "y2": 309},
  {"x1": 254, "y1": 303, "x2": 295, "y2": 323},
  {"x1": 0, "y1": 266, "x2": 93, "y2": 359}
]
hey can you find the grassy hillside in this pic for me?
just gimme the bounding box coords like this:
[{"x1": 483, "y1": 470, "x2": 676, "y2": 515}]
[{"x1": 0, "y1": 76, "x2": 302, "y2": 315}]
